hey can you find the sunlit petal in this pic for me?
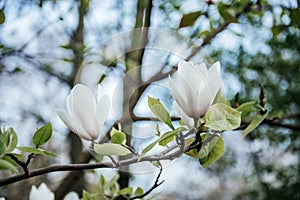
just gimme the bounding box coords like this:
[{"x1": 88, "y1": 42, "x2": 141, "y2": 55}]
[
  {"x1": 174, "y1": 102, "x2": 194, "y2": 129},
  {"x1": 57, "y1": 110, "x2": 91, "y2": 140},
  {"x1": 96, "y1": 95, "x2": 110, "y2": 138},
  {"x1": 169, "y1": 76, "x2": 192, "y2": 116},
  {"x1": 72, "y1": 84, "x2": 100, "y2": 140},
  {"x1": 29, "y1": 183, "x2": 54, "y2": 200}
]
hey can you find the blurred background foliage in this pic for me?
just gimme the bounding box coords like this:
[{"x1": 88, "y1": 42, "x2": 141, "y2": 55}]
[{"x1": 0, "y1": 0, "x2": 299, "y2": 199}]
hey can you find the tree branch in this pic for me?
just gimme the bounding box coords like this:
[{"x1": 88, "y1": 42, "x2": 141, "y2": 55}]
[
  {"x1": 0, "y1": 162, "x2": 114, "y2": 187},
  {"x1": 0, "y1": 128, "x2": 192, "y2": 187}
]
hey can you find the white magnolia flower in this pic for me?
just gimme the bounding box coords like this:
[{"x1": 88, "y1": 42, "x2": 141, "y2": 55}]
[
  {"x1": 169, "y1": 60, "x2": 222, "y2": 126},
  {"x1": 29, "y1": 183, "x2": 79, "y2": 200},
  {"x1": 29, "y1": 183, "x2": 54, "y2": 200},
  {"x1": 64, "y1": 191, "x2": 80, "y2": 200},
  {"x1": 57, "y1": 84, "x2": 110, "y2": 141}
]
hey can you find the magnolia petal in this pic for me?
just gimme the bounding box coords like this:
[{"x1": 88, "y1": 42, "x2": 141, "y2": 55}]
[
  {"x1": 177, "y1": 61, "x2": 199, "y2": 85},
  {"x1": 208, "y1": 61, "x2": 221, "y2": 78},
  {"x1": 56, "y1": 110, "x2": 77, "y2": 133},
  {"x1": 196, "y1": 77, "x2": 221, "y2": 117},
  {"x1": 72, "y1": 84, "x2": 100, "y2": 140},
  {"x1": 174, "y1": 102, "x2": 194, "y2": 129},
  {"x1": 184, "y1": 62, "x2": 209, "y2": 99},
  {"x1": 57, "y1": 110, "x2": 92, "y2": 140},
  {"x1": 195, "y1": 63, "x2": 208, "y2": 80},
  {"x1": 29, "y1": 183, "x2": 54, "y2": 200},
  {"x1": 169, "y1": 76, "x2": 194, "y2": 117},
  {"x1": 66, "y1": 92, "x2": 74, "y2": 115},
  {"x1": 178, "y1": 61, "x2": 206, "y2": 92},
  {"x1": 97, "y1": 84, "x2": 104, "y2": 102},
  {"x1": 64, "y1": 192, "x2": 80, "y2": 200},
  {"x1": 206, "y1": 77, "x2": 222, "y2": 103},
  {"x1": 175, "y1": 74, "x2": 201, "y2": 118},
  {"x1": 195, "y1": 92, "x2": 211, "y2": 118},
  {"x1": 96, "y1": 95, "x2": 110, "y2": 137}
]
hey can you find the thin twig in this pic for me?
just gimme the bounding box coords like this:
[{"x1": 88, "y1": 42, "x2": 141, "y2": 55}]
[
  {"x1": 6, "y1": 153, "x2": 34, "y2": 177},
  {"x1": 129, "y1": 164, "x2": 164, "y2": 200}
]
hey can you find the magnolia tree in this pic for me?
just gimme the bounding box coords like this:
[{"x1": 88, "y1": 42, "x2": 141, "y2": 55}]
[
  {"x1": 0, "y1": 62, "x2": 267, "y2": 199},
  {"x1": 0, "y1": 29, "x2": 268, "y2": 199}
]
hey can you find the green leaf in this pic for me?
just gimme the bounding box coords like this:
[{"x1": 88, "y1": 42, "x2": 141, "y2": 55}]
[
  {"x1": 110, "y1": 128, "x2": 126, "y2": 145},
  {"x1": 205, "y1": 103, "x2": 241, "y2": 131},
  {"x1": 108, "y1": 174, "x2": 120, "y2": 194},
  {"x1": 218, "y1": 4, "x2": 238, "y2": 23},
  {"x1": 59, "y1": 43, "x2": 72, "y2": 49},
  {"x1": 158, "y1": 135, "x2": 175, "y2": 146},
  {"x1": 198, "y1": 134, "x2": 221, "y2": 159},
  {"x1": 0, "y1": 158, "x2": 18, "y2": 173},
  {"x1": 94, "y1": 143, "x2": 131, "y2": 156},
  {"x1": 32, "y1": 122, "x2": 52, "y2": 147},
  {"x1": 118, "y1": 187, "x2": 133, "y2": 196},
  {"x1": 82, "y1": 190, "x2": 92, "y2": 200},
  {"x1": 0, "y1": 134, "x2": 5, "y2": 156},
  {"x1": 291, "y1": 8, "x2": 300, "y2": 26},
  {"x1": 198, "y1": 30, "x2": 211, "y2": 39},
  {"x1": 199, "y1": 135, "x2": 224, "y2": 168},
  {"x1": 237, "y1": 101, "x2": 256, "y2": 120},
  {"x1": 98, "y1": 74, "x2": 107, "y2": 84},
  {"x1": 0, "y1": 10, "x2": 5, "y2": 24},
  {"x1": 5, "y1": 128, "x2": 18, "y2": 153},
  {"x1": 41, "y1": 149, "x2": 57, "y2": 157},
  {"x1": 141, "y1": 127, "x2": 186, "y2": 156},
  {"x1": 150, "y1": 161, "x2": 161, "y2": 168},
  {"x1": 135, "y1": 187, "x2": 144, "y2": 196},
  {"x1": 179, "y1": 11, "x2": 202, "y2": 28},
  {"x1": 243, "y1": 112, "x2": 268, "y2": 136},
  {"x1": 17, "y1": 146, "x2": 54, "y2": 156},
  {"x1": 271, "y1": 26, "x2": 282, "y2": 36},
  {"x1": 148, "y1": 96, "x2": 174, "y2": 130},
  {"x1": 212, "y1": 89, "x2": 229, "y2": 105}
]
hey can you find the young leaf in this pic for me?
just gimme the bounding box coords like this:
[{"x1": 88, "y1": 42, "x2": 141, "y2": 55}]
[
  {"x1": 150, "y1": 161, "x2": 161, "y2": 168},
  {"x1": 158, "y1": 135, "x2": 175, "y2": 146},
  {"x1": 217, "y1": 3, "x2": 238, "y2": 23},
  {"x1": 99, "y1": 175, "x2": 106, "y2": 194},
  {"x1": 111, "y1": 131, "x2": 126, "y2": 145},
  {"x1": 198, "y1": 134, "x2": 220, "y2": 159},
  {"x1": 204, "y1": 103, "x2": 241, "y2": 131},
  {"x1": 32, "y1": 122, "x2": 52, "y2": 147},
  {"x1": 212, "y1": 89, "x2": 230, "y2": 105},
  {"x1": 0, "y1": 158, "x2": 18, "y2": 173},
  {"x1": 118, "y1": 187, "x2": 133, "y2": 196},
  {"x1": 199, "y1": 136, "x2": 224, "y2": 168},
  {"x1": 148, "y1": 96, "x2": 174, "y2": 130},
  {"x1": 0, "y1": 10, "x2": 5, "y2": 24},
  {"x1": 237, "y1": 101, "x2": 256, "y2": 120},
  {"x1": 40, "y1": 149, "x2": 57, "y2": 157},
  {"x1": 179, "y1": 11, "x2": 202, "y2": 28},
  {"x1": 243, "y1": 112, "x2": 268, "y2": 136},
  {"x1": 5, "y1": 128, "x2": 18, "y2": 153},
  {"x1": 17, "y1": 146, "x2": 45, "y2": 155},
  {"x1": 141, "y1": 127, "x2": 186, "y2": 156},
  {"x1": 0, "y1": 134, "x2": 5, "y2": 156},
  {"x1": 82, "y1": 190, "x2": 92, "y2": 200},
  {"x1": 108, "y1": 174, "x2": 120, "y2": 194},
  {"x1": 135, "y1": 187, "x2": 144, "y2": 196},
  {"x1": 94, "y1": 143, "x2": 131, "y2": 156}
]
